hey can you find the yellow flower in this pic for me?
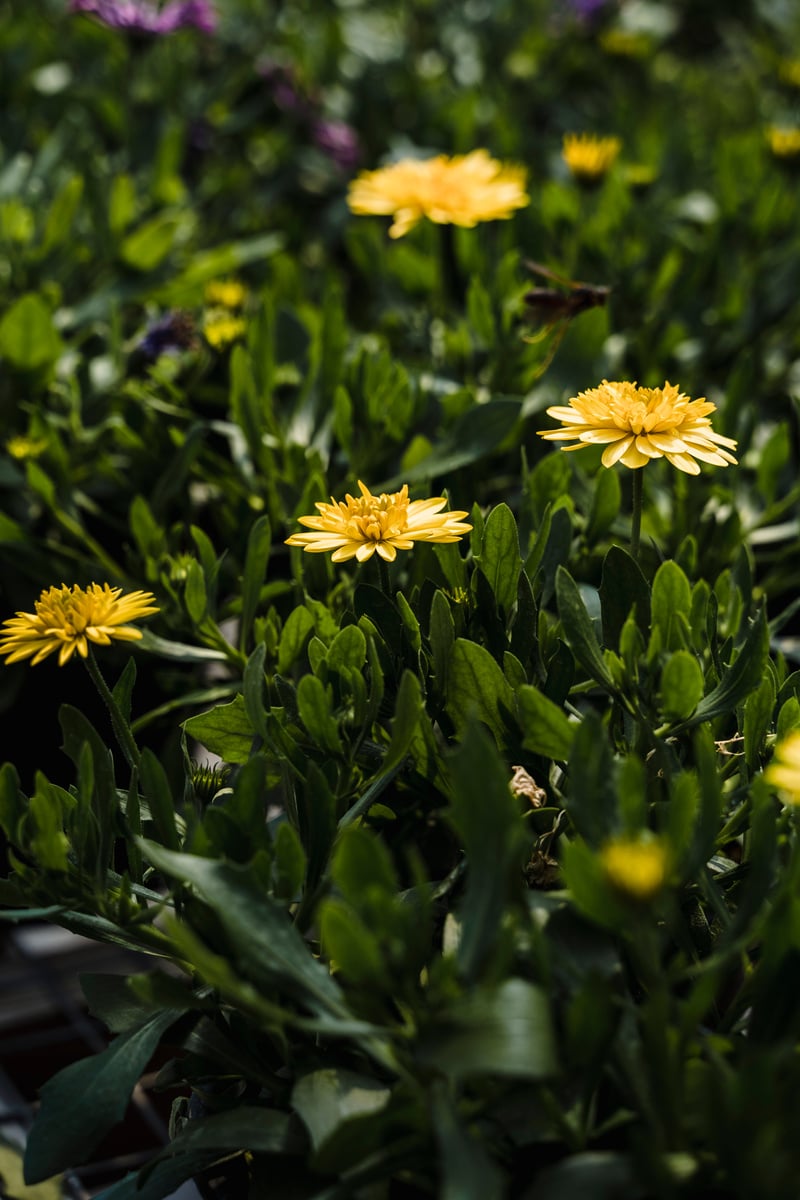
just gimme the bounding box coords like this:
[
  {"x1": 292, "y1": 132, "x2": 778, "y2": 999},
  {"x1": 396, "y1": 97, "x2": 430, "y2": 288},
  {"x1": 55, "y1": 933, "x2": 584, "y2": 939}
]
[
  {"x1": 766, "y1": 126, "x2": 800, "y2": 159},
  {"x1": 600, "y1": 835, "x2": 669, "y2": 901},
  {"x1": 203, "y1": 312, "x2": 247, "y2": 349},
  {"x1": 5, "y1": 436, "x2": 47, "y2": 460},
  {"x1": 765, "y1": 731, "x2": 800, "y2": 803},
  {"x1": 204, "y1": 279, "x2": 247, "y2": 309},
  {"x1": 537, "y1": 380, "x2": 738, "y2": 475},
  {"x1": 0, "y1": 584, "x2": 159, "y2": 667},
  {"x1": 285, "y1": 481, "x2": 472, "y2": 563},
  {"x1": 562, "y1": 133, "x2": 621, "y2": 181},
  {"x1": 347, "y1": 149, "x2": 529, "y2": 239}
]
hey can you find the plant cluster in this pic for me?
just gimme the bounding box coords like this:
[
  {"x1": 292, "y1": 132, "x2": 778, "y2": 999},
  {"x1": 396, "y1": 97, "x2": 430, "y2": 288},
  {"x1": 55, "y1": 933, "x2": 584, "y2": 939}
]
[{"x1": 2, "y1": 0, "x2": 800, "y2": 1197}]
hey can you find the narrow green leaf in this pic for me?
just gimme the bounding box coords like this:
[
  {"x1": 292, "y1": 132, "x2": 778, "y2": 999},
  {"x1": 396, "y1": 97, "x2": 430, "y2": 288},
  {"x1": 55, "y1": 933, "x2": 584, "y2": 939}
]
[
  {"x1": 297, "y1": 675, "x2": 343, "y2": 755},
  {"x1": 24, "y1": 1010, "x2": 181, "y2": 1183},
  {"x1": 556, "y1": 566, "x2": 614, "y2": 690},
  {"x1": 239, "y1": 515, "x2": 271, "y2": 653},
  {"x1": 138, "y1": 749, "x2": 180, "y2": 851},
  {"x1": 679, "y1": 606, "x2": 769, "y2": 730},
  {"x1": 477, "y1": 503, "x2": 521, "y2": 618},
  {"x1": 659, "y1": 651, "x2": 705, "y2": 721},
  {"x1": 599, "y1": 546, "x2": 651, "y2": 650}
]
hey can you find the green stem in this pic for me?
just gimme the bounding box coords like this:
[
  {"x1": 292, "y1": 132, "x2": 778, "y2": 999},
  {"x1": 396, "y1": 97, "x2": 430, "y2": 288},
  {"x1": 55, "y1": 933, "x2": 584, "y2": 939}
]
[
  {"x1": 630, "y1": 468, "x2": 644, "y2": 562},
  {"x1": 84, "y1": 647, "x2": 141, "y2": 772}
]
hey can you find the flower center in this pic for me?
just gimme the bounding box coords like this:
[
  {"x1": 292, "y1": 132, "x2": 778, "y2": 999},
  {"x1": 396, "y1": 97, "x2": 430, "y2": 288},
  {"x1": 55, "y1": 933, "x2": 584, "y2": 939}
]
[{"x1": 345, "y1": 488, "x2": 409, "y2": 542}]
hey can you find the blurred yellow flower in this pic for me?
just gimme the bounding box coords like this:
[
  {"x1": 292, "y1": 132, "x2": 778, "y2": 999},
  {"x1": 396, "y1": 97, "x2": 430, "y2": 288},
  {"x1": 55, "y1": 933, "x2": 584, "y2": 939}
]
[
  {"x1": 286, "y1": 481, "x2": 472, "y2": 563},
  {"x1": 765, "y1": 731, "x2": 800, "y2": 803},
  {"x1": 0, "y1": 583, "x2": 159, "y2": 667},
  {"x1": 347, "y1": 150, "x2": 529, "y2": 239},
  {"x1": 600, "y1": 835, "x2": 669, "y2": 901},
  {"x1": 766, "y1": 126, "x2": 800, "y2": 159},
  {"x1": 203, "y1": 312, "x2": 247, "y2": 349},
  {"x1": 562, "y1": 133, "x2": 621, "y2": 180},
  {"x1": 204, "y1": 279, "x2": 247, "y2": 309},
  {"x1": 5, "y1": 436, "x2": 47, "y2": 460},
  {"x1": 537, "y1": 380, "x2": 738, "y2": 475},
  {"x1": 599, "y1": 29, "x2": 651, "y2": 58}
]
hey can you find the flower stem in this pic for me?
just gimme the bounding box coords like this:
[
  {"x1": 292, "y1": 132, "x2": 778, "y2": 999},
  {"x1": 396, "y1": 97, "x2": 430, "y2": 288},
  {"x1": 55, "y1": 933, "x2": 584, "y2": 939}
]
[
  {"x1": 84, "y1": 647, "x2": 141, "y2": 772},
  {"x1": 630, "y1": 468, "x2": 644, "y2": 562}
]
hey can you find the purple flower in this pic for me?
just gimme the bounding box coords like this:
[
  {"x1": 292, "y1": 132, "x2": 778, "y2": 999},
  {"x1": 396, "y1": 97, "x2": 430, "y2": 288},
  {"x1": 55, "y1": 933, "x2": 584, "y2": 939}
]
[
  {"x1": 312, "y1": 119, "x2": 361, "y2": 172},
  {"x1": 69, "y1": 0, "x2": 217, "y2": 35},
  {"x1": 562, "y1": 0, "x2": 608, "y2": 19},
  {"x1": 136, "y1": 311, "x2": 198, "y2": 361}
]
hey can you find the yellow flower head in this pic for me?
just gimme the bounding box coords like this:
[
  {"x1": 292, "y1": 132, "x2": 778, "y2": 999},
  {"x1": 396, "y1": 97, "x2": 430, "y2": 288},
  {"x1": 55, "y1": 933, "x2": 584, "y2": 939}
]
[
  {"x1": 285, "y1": 481, "x2": 472, "y2": 563},
  {"x1": 537, "y1": 379, "x2": 738, "y2": 475},
  {"x1": 204, "y1": 279, "x2": 247, "y2": 309},
  {"x1": 562, "y1": 133, "x2": 621, "y2": 181},
  {"x1": 5, "y1": 436, "x2": 47, "y2": 461},
  {"x1": 347, "y1": 149, "x2": 529, "y2": 239},
  {"x1": 765, "y1": 731, "x2": 800, "y2": 803},
  {"x1": 0, "y1": 584, "x2": 159, "y2": 667},
  {"x1": 203, "y1": 312, "x2": 247, "y2": 349},
  {"x1": 600, "y1": 835, "x2": 670, "y2": 901},
  {"x1": 766, "y1": 126, "x2": 800, "y2": 159}
]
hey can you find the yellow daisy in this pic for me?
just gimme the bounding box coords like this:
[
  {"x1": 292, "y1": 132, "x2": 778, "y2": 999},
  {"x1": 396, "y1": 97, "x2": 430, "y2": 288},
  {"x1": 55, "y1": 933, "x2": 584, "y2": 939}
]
[
  {"x1": 202, "y1": 312, "x2": 247, "y2": 349},
  {"x1": 204, "y1": 279, "x2": 247, "y2": 309},
  {"x1": 347, "y1": 149, "x2": 529, "y2": 239},
  {"x1": 766, "y1": 126, "x2": 800, "y2": 159},
  {"x1": 537, "y1": 380, "x2": 738, "y2": 475},
  {"x1": 0, "y1": 583, "x2": 159, "y2": 667},
  {"x1": 562, "y1": 133, "x2": 621, "y2": 181},
  {"x1": 600, "y1": 835, "x2": 670, "y2": 901},
  {"x1": 765, "y1": 731, "x2": 800, "y2": 803},
  {"x1": 285, "y1": 481, "x2": 472, "y2": 563}
]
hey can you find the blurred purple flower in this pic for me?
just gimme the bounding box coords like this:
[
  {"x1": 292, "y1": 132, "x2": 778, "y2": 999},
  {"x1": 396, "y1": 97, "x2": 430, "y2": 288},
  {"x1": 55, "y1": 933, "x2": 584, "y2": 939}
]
[
  {"x1": 562, "y1": 0, "x2": 607, "y2": 18},
  {"x1": 69, "y1": 0, "x2": 217, "y2": 35},
  {"x1": 258, "y1": 61, "x2": 309, "y2": 115},
  {"x1": 312, "y1": 119, "x2": 361, "y2": 172},
  {"x1": 136, "y1": 311, "x2": 198, "y2": 361}
]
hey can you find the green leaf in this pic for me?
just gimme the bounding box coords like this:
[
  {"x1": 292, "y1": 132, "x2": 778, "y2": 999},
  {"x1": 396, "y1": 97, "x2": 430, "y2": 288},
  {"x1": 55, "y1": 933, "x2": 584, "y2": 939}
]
[
  {"x1": 743, "y1": 673, "x2": 776, "y2": 770},
  {"x1": 297, "y1": 674, "x2": 343, "y2": 754},
  {"x1": 273, "y1": 822, "x2": 307, "y2": 900},
  {"x1": 516, "y1": 685, "x2": 574, "y2": 760},
  {"x1": 476, "y1": 503, "x2": 521, "y2": 618},
  {"x1": 277, "y1": 606, "x2": 315, "y2": 675},
  {"x1": 448, "y1": 722, "x2": 523, "y2": 979},
  {"x1": 80, "y1": 973, "x2": 164, "y2": 1034},
  {"x1": 431, "y1": 1084, "x2": 505, "y2": 1200},
  {"x1": 527, "y1": 1151, "x2": 642, "y2": 1200},
  {"x1": 112, "y1": 658, "x2": 137, "y2": 728},
  {"x1": 239, "y1": 516, "x2": 271, "y2": 652},
  {"x1": 382, "y1": 670, "x2": 424, "y2": 774},
  {"x1": 327, "y1": 624, "x2": 367, "y2": 674},
  {"x1": 138, "y1": 843, "x2": 347, "y2": 1016},
  {"x1": 599, "y1": 546, "x2": 651, "y2": 650},
  {"x1": 119, "y1": 210, "x2": 188, "y2": 272},
  {"x1": 320, "y1": 899, "x2": 385, "y2": 985},
  {"x1": 149, "y1": 1105, "x2": 304, "y2": 1164},
  {"x1": 0, "y1": 293, "x2": 63, "y2": 370},
  {"x1": 651, "y1": 560, "x2": 691, "y2": 649},
  {"x1": 679, "y1": 606, "x2": 769, "y2": 730},
  {"x1": 417, "y1": 978, "x2": 557, "y2": 1082},
  {"x1": 24, "y1": 1010, "x2": 181, "y2": 1183},
  {"x1": 446, "y1": 639, "x2": 515, "y2": 745},
  {"x1": 183, "y1": 695, "x2": 256, "y2": 763},
  {"x1": 138, "y1": 749, "x2": 180, "y2": 851},
  {"x1": 292, "y1": 1068, "x2": 390, "y2": 1159},
  {"x1": 243, "y1": 641, "x2": 268, "y2": 740},
  {"x1": 659, "y1": 650, "x2": 705, "y2": 721},
  {"x1": 563, "y1": 711, "x2": 616, "y2": 846},
  {"x1": 556, "y1": 566, "x2": 614, "y2": 690}
]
